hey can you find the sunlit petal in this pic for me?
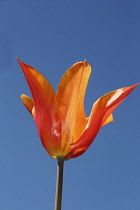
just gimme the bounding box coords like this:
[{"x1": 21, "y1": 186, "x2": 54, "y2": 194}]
[
  {"x1": 69, "y1": 83, "x2": 139, "y2": 158},
  {"x1": 55, "y1": 60, "x2": 91, "y2": 148}
]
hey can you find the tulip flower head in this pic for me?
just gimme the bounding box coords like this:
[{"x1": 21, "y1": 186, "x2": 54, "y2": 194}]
[{"x1": 18, "y1": 58, "x2": 139, "y2": 160}]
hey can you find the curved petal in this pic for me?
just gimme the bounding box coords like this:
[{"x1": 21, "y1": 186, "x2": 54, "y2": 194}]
[
  {"x1": 55, "y1": 60, "x2": 91, "y2": 149},
  {"x1": 17, "y1": 58, "x2": 54, "y2": 106},
  {"x1": 68, "y1": 83, "x2": 139, "y2": 159},
  {"x1": 18, "y1": 58, "x2": 61, "y2": 156},
  {"x1": 21, "y1": 94, "x2": 34, "y2": 115}
]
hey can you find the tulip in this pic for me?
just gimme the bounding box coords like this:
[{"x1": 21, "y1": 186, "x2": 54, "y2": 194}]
[{"x1": 17, "y1": 58, "x2": 139, "y2": 210}]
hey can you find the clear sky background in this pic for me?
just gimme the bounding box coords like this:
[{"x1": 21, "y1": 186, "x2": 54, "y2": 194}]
[{"x1": 0, "y1": 0, "x2": 140, "y2": 209}]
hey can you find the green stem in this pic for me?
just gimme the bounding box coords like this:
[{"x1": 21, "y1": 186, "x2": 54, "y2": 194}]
[{"x1": 54, "y1": 157, "x2": 64, "y2": 210}]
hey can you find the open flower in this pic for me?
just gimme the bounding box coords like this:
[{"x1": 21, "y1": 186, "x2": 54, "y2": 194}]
[{"x1": 18, "y1": 58, "x2": 139, "y2": 160}]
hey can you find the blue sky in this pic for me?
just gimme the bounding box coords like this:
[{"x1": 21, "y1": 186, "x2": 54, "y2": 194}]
[{"x1": 0, "y1": 0, "x2": 140, "y2": 209}]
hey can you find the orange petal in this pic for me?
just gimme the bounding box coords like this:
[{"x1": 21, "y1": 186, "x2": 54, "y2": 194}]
[
  {"x1": 21, "y1": 94, "x2": 34, "y2": 115},
  {"x1": 17, "y1": 58, "x2": 54, "y2": 107},
  {"x1": 55, "y1": 60, "x2": 91, "y2": 148},
  {"x1": 18, "y1": 58, "x2": 61, "y2": 156},
  {"x1": 68, "y1": 83, "x2": 139, "y2": 159}
]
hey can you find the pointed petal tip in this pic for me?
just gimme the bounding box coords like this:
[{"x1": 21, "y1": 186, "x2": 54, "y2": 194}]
[
  {"x1": 128, "y1": 82, "x2": 140, "y2": 91},
  {"x1": 16, "y1": 57, "x2": 19, "y2": 61},
  {"x1": 83, "y1": 60, "x2": 88, "y2": 67},
  {"x1": 16, "y1": 57, "x2": 23, "y2": 65},
  {"x1": 132, "y1": 82, "x2": 139, "y2": 86}
]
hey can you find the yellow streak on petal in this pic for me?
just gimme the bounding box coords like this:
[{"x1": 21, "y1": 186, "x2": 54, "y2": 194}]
[
  {"x1": 102, "y1": 113, "x2": 114, "y2": 126},
  {"x1": 20, "y1": 94, "x2": 34, "y2": 115}
]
